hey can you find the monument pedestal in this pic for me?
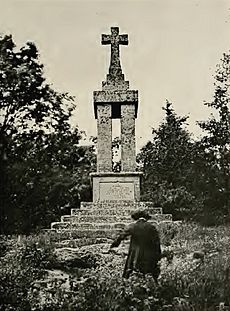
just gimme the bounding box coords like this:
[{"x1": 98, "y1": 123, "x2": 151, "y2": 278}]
[{"x1": 90, "y1": 172, "x2": 142, "y2": 202}]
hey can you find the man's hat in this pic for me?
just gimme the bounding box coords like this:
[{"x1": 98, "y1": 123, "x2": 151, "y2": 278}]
[{"x1": 131, "y1": 210, "x2": 151, "y2": 221}]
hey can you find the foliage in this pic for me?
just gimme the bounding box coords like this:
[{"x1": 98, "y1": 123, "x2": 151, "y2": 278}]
[
  {"x1": 0, "y1": 35, "x2": 74, "y2": 138},
  {"x1": 137, "y1": 101, "x2": 198, "y2": 219},
  {"x1": 0, "y1": 34, "x2": 96, "y2": 233},
  {"x1": 197, "y1": 52, "x2": 230, "y2": 223},
  {"x1": 138, "y1": 53, "x2": 230, "y2": 223},
  {"x1": 3, "y1": 129, "x2": 96, "y2": 233},
  {"x1": 0, "y1": 238, "x2": 56, "y2": 311},
  {"x1": 1, "y1": 223, "x2": 230, "y2": 311}
]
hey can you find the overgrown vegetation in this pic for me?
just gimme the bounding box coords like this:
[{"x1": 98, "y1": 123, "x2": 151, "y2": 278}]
[
  {"x1": 138, "y1": 55, "x2": 230, "y2": 223},
  {"x1": 0, "y1": 35, "x2": 96, "y2": 234},
  {"x1": 0, "y1": 223, "x2": 230, "y2": 310}
]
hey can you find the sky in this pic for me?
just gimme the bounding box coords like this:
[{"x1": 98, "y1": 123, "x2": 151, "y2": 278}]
[{"x1": 0, "y1": 0, "x2": 230, "y2": 150}]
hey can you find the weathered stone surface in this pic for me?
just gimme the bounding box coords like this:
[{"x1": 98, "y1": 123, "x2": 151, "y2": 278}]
[
  {"x1": 49, "y1": 220, "x2": 174, "y2": 240},
  {"x1": 47, "y1": 228, "x2": 121, "y2": 239},
  {"x1": 90, "y1": 172, "x2": 142, "y2": 202},
  {"x1": 52, "y1": 222, "x2": 127, "y2": 230},
  {"x1": 71, "y1": 207, "x2": 163, "y2": 217},
  {"x1": 54, "y1": 247, "x2": 98, "y2": 269},
  {"x1": 102, "y1": 27, "x2": 128, "y2": 86},
  {"x1": 93, "y1": 25, "x2": 138, "y2": 178},
  {"x1": 97, "y1": 104, "x2": 112, "y2": 172},
  {"x1": 61, "y1": 213, "x2": 172, "y2": 223},
  {"x1": 47, "y1": 221, "x2": 181, "y2": 245},
  {"x1": 94, "y1": 90, "x2": 138, "y2": 104},
  {"x1": 91, "y1": 26, "x2": 140, "y2": 206},
  {"x1": 52, "y1": 212, "x2": 172, "y2": 232},
  {"x1": 61, "y1": 215, "x2": 130, "y2": 223},
  {"x1": 121, "y1": 104, "x2": 136, "y2": 171},
  {"x1": 61, "y1": 214, "x2": 172, "y2": 224},
  {"x1": 49, "y1": 228, "x2": 122, "y2": 241},
  {"x1": 100, "y1": 182, "x2": 134, "y2": 201},
  {"x1": 80, "y1": 201, "x2": 162, "y2": 210}
]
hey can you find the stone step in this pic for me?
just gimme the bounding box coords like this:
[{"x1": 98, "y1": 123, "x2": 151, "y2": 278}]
[
  {"x1": 61, "y1": 214, "x2": 172, "y2": 223},
  {"x1": 48, "y1": 228, "x2": 125, "y2": 239},
  {"x1": 80, "y1": 201, "x2": 160, "y2": 210},
  {"x1": 51, "y1": 217, "x2": 172, "y2": 231},
  {"x1": 48, "y1": 220, "x2": 175, "y2": 240},
  {"x1": 51, "y1": 222, "x2": 127, "y2": 230},
  {"x1": 71, "y1": 207, "x2": 163, "y2": 217}
]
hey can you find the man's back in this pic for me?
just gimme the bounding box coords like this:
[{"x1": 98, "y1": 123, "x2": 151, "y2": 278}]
[
  {"x1": 110, "y1": 211, "x2": 162, "y2": 280},
  {"x1": 128, "y1": 218, "x2": 161, "y2": 264},
  {"x1": 129, "y1": 219, "x2": 160, "y2": 249}
]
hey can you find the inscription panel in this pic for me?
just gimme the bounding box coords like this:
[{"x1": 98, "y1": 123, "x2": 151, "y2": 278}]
[{"x1": 99, "y1": 182, "x2": 134, "y2": 201}]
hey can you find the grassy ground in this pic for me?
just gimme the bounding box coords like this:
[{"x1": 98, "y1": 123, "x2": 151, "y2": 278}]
[{"x1": 0, "y1": 222, "x2": 230, "y2": 311}]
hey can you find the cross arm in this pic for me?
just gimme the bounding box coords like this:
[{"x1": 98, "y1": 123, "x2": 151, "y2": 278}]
[
  {"x1": 102, "y1": 34, "x2": 111, "y2": 45},
  {"x1": 119, "y1": 34, "x2": 128, "y2": 45}
]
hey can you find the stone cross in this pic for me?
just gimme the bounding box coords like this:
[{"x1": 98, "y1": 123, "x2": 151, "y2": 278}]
[
  {"x1": 94, "y1": 27, "x2": 138, "y2": 173},
  {"x1": 91, "y1": 27, "x2": 141, "y2": 203},
  {"x1": 102, "y1": 27, "x2": 128, "y2": 78}
]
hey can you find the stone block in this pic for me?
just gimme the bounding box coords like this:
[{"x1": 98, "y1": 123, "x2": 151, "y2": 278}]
[
  {"x1": 50, "y1": 198, "x2": 173, "y2": 241},
  {"x1": 90, "y1": 172, "x2": 142, "y2": 202},
  {"x1": 51, "y1": 222, "x2": 127, "y2": 231},
  {"x1": 71, "y1": 207, "x2": 163, "y2": 217},
  {"x1": 71, "y1": 208, "x2": 162, "y2": 220},
  {"x1": 97, "y1": 104, "x2": 112, "y2": 172},
  {"x1": 61, "y1": 215, "x2": 131, "y2": 223},
  {"x1": 80, "y1": 201, "x2": 162, "y2": 210},
  {"x1": 94, "y1": 90, "x2": 138, "y2": 103},
  {"x1": 121, "y1": 104, "x2": 136, "y2": 171},
  {"x1": 93, "y1": 90, "x2": 138, "y2": 119},
  {"x1": 61, "y1": 214, "x2": 172, "y2": 224}
]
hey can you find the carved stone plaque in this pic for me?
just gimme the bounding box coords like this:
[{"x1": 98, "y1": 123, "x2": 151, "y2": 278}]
[{"x1": 99, "y1": 182, "x2": 134, "y2": 201}]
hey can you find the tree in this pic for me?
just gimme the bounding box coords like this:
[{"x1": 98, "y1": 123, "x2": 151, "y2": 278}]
[
  {"x1": 0, "y1": 35, "x2": 74, "y2": 140},
  {"x1": 0, "y1": 34, "x2": 89, "y2": 233},
  {"x1": 137, "y1": 101, "x2": 197, "y2": 219},
  {"x1": 5, "y1": 129, "x2": 96, "y2": 233},
  {"x1": 198, "y1": 52, "x2": 230, "y2": 222}
]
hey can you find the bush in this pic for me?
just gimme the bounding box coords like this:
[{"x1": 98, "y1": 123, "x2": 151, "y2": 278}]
[
  {"x1": 1, "y1": 224, "x2": 230, "y2": 310},
  {"x1": 0, "y1": 237, "x2": 57, "y2": 310}
]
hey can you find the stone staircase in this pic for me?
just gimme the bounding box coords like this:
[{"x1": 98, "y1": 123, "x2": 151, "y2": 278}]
[{"x1": 50, "y1": 201, "x2": 172, "y2": 240}]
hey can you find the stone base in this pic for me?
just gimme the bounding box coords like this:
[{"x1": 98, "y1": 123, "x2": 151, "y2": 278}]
[
  {"x1": 90, "y1": 172, "x2": 143, "y2": 202},
  {"x1": 50, "y1": 201, "x2": 173, "y2": 240},
  {"x1": 47, "y1": 221, "x2": 180, "y2": 248}
]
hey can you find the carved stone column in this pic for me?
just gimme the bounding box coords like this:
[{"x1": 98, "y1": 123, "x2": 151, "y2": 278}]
[
  {"x1": 97, "y1": 104, "x2": 112, "y2": 172},
  {"x1": 121, "y1": 104, "x2": 136, "y2": 172}
]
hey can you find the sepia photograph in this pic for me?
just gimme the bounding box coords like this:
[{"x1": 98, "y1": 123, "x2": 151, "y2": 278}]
[{"x1": 0, "y1": 0, "x2": 229, "y2": 310}]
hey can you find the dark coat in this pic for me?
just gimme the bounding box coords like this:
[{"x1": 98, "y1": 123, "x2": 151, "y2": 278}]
[{"x1": 111, "y1": 218, "x2": 161, "y2": 279}]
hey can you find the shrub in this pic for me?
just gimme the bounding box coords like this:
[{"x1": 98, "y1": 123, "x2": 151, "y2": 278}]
[
  {"x1": 0, "y1": 237, "x2": 57, "y2": 310},
  {"x1": 1, "y1": 224, "x2": 230, "y2": 310}
]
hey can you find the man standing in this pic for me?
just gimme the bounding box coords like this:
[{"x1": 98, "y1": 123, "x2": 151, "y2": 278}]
[{"x1": 110, "y1": 210, "x2": 161, "y2": 282}]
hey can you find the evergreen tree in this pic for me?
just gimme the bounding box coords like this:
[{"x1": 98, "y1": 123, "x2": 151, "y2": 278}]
[
  {"x1": 198, "y1": 52, "x2": 230, "y2": 223},
  {"x1": 137, "y1": 101, "x2": 197, "y2": 219}
]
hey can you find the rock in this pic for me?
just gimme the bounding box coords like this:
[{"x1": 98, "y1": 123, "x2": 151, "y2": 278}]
[{"x1": 54, "y1": 247, "x2": 100, "y2": 269}]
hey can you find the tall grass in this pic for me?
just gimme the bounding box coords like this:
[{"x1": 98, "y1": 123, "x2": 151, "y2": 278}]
[{"x1": 0, "y1": 222, "x2": 230, "y2": 310}]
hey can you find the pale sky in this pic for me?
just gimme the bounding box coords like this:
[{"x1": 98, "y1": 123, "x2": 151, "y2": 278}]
[{"x1": 0, "y1": 0, "x2": 230, "y2": 149}]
